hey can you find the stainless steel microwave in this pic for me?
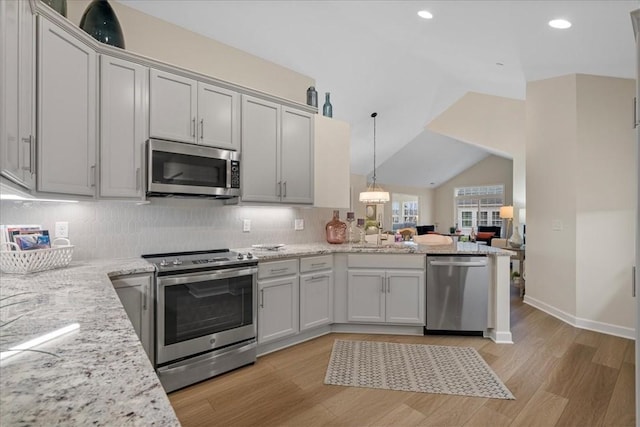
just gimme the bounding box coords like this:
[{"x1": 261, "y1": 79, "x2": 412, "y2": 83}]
[{"x1": 146, "y1": 139, "x2": 240, "y2": 199}]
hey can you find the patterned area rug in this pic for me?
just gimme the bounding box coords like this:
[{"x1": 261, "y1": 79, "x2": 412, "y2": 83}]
[{"x1": 324, "y1": 340, "x2": 515, "y2": 400}]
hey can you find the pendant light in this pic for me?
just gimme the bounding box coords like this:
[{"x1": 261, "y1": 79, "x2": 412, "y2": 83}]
[{"x1": 359, "y1": 112, "x2": 390, "y2": 203}]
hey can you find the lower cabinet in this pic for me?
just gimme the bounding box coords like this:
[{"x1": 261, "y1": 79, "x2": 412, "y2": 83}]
[
  {"x1": 257, "y1": 259, "x2": 299, "y2": 344},
  {"x1": 111, "y1": 274, "x2": 153, "y2": 362},
  {"x1": 299, "y1": 255, "x2": 333, "y2": 331},
  {"x1": 347, "y1": 254, "x2": 425, "y2": 325}
]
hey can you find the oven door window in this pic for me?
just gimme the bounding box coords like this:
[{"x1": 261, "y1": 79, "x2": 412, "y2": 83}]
[
  {"x1": 152, "y1": 150, "x2": 227, "y2": 188},
  {"x1": 163, "y1": 275, "x2": 253, "y2": 345}
]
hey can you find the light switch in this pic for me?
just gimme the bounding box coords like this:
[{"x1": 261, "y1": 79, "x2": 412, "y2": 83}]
[
  {"x1": 243, "y1": 219, "x2": 251, "y2": 232},
  {"x1": 55, "y1": 221, "x2": 69, "y2": 238},
  {"x1": 295, "y1": 219, "x2": 304, "y2": 230}
]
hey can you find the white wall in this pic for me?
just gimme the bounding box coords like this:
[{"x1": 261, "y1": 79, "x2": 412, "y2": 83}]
[
  {"x1": 526, "y1": 74, "x2": 636, "y2": 337},
  {"x1": 67, "y1": 0, "x2": 313, "y2": 104},
  {"x1": 433, "y1": 155, "x2": 513, "y2": 233},
  {"x1": 427, "y1": 92, "x2": 526, "y2": 222}
]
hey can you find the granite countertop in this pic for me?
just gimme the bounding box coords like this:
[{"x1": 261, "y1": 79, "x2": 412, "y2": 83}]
[
  {"x1": 236, "y1": 241, "x2": 514, "y2": 261},
  {"x1": 0, "y1": 259, "x2": 180, "y2": 427}
]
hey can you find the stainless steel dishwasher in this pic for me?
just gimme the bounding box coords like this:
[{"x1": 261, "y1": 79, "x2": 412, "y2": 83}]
[{"x1": 425, "y1": 255, "x2": 490, "y2": 335}]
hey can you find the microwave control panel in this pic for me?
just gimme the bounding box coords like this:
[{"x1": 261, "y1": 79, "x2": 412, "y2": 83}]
[{"x1": 230, "y1": 160, "x2": 240, "y2": 188}]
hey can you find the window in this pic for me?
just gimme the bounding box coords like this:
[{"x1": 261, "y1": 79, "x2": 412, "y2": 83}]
[
  {"x1": 391, "y1": 193, "x2": 419, "y2": 231},
  {"x1": 454, "y1": 185, "x2": 504, "y2": 234}
]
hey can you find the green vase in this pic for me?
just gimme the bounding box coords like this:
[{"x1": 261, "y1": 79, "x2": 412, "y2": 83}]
[{"x1": 79, "y1": 0, "x2": 125, "y2": 49}]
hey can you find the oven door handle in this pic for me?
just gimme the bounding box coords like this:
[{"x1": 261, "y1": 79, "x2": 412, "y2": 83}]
[{"x1": 157, "y1": 266, "x2": 257, "y2": 287}]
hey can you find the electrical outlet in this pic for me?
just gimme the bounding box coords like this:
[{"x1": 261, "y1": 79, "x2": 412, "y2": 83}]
[
  {"x1": 294, "y1": 219, "x2": 304, "y2": 230},
  {"x1": 55, "y1": 221, "x2": 69, "y2": 238},
  {"x1": 243, "y1": 219, "x2": 251, "y2": 232}
]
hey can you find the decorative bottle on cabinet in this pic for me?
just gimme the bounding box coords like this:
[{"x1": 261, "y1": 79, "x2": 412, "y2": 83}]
[
  {"x1": 79, "y1": 0, "x2": 125, "y2": 49},
  {"x1": 325, "y1": 210, "x2": 346, "y2": 244},
  {"x1": 323, "y1": 92, "x2": 333, "y2": 117}
]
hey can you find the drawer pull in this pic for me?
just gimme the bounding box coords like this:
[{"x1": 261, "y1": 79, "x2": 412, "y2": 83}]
[{"x1": 269, "y1": 267, "x2": 289, "y2": 273}]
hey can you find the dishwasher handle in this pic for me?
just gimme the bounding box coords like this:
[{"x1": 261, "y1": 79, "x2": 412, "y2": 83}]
[{"x1": 429, "y1": 260, "x2": 487, "y2": 267}]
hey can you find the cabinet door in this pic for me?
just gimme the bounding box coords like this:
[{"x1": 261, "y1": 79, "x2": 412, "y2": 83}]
[
  {"x1": 300, "y1": 272, "x2": 333, "y2": 331},
  {"x1": 38, "y1": 17, "x2": 96, "y2": 196},
  {"x1": 100, "y1": 55, "x2": 147, "y2": 198},
  {"x1": 197, "y1": 82, "x2": 239, "y2": 150},
  {"x1": 241, "y1": 96, "x2": 280, "y2": 202},
  {"x1": 0, "y1": 0, "x2": 35, "y2": 189},
  {"x1": 281, "y1": 107, "x2": 313, "y2": 204},
  {"x1": 386, "y1": 270, "x2": 425, "y2": 325},
  {"x1": 149, "y1": 69, "x2": 196, "y2": 143},
  {"x1": 314, "y1": 115, "x2": 350, "y2": 208},
  {"x1": 347, "y1": 270, "x2": 386, "y2": 323},
  {"x1": 258, "y1": 277, "x2": 299, "y2": 343},
  {"x1": 112, "y1": 274, "x2": 153, "y2": 362}
]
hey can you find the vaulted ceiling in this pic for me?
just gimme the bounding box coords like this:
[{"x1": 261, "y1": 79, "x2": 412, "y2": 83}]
[{"x1": 119, "y1": 0, "x2": 638, "y2": 188}]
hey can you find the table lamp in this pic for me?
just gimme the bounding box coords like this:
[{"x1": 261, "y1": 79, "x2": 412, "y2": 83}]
[{"x1": 499, "y1": 205, "x2": 513, "y2": 239}]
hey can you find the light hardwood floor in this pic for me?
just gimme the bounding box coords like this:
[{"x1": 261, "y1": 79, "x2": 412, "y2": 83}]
[{"x1": 169, "y1": 286, "x2": 635, "y2": 426}]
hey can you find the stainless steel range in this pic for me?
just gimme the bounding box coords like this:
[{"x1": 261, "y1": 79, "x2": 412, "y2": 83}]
[{"x1": 142, "y1": 249, "x2": 258, "y2": 392}]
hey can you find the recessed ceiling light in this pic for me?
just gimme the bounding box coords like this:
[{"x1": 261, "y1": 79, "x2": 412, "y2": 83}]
[
  {"x1": 548, "y1": 19, "x2": 571, "y2": 29},
  {"x1": 417, "y1": 10, "x2": 433, "y2": 19}
]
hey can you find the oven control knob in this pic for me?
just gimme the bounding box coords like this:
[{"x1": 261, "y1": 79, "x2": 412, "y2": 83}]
[
  {"x1": 246, "y1": 252, "x2": 254, "y2": 259},
  {"x1": 173, "y1": 258, "x2": 183, "y2": 265},
  {"x1": 236, "y1": 253, "x2": 244, "y2": 260},
  {"x1": 160, "y1": 259, "x2": 168, "y2": 267}
]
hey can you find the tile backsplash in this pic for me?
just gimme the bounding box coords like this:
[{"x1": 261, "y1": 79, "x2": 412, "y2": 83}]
[{"x1": 1, "y1": 199, "x2": 341, "y2": 260}]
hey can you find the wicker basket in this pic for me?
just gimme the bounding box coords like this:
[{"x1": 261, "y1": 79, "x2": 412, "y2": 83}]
[{"x1": 0, "y1": 238, "x2": 74, "y2": 274}]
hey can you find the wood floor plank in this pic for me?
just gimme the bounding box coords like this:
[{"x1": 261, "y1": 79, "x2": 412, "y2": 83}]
[
  {"x1": 461, "y1": 405, "x2": 512, "y2": 427},
  {"x1": 418, "y1": 395, "x2": 487, "y2": 426},
  {"x1": 369, "y1": 402, "x2": 427, "y2": 426},
  {"x1": 591, "y1": 334, "x2": 631, "y2": 369},
  {"x1": 543, "y1": 343, "x2": 597, "y2": 398},
  {"x1": 509, "y1": 389, "x2": 568, "y2": 427},
  {"x1": 603, "y1": 362, "x2": 636, "y2": 427},
  {"x1": 553, "y1": 362, "x2": 619, "y2": 427}
]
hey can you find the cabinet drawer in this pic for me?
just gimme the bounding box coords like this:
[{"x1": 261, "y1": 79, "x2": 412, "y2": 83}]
[
  {"x1": 347, "y1": 254, "x2": 425, "y2": 270},
  {"x1": 300, "y1": 255, "x2": 333, "y2": 273},
  {"x1": 258, "y1": 259, "x2": 298, "y2": 279}
]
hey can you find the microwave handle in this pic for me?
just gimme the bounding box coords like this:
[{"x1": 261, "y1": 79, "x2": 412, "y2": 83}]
[{"x1": 226, "y1": 159, "x2": 232, "y2": 189}]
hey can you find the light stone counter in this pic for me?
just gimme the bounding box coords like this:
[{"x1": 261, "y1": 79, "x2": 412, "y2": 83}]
[
  {"x1": 0, "y1": 259, "x2": 180, "y2": 427},
  {"x1": 236, "y1": 241, "x2": 514, "y2": 261}
]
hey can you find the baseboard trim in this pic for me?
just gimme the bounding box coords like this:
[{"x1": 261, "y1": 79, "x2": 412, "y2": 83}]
[{"x1": 523, "y1": 295, "x2": 635, "y2": 340}]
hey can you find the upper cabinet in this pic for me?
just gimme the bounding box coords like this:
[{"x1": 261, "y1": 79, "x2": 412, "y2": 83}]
[
  {"x1": 0, "y1": 0, "x2": 36, "y2": 189},
  {"x1": 149, "y1": 69, "x2": 240, "y2": 151},
  {"x1": 314, "y1": 115, "x2": 350, "y2": 208},
  {"x1": 99, "y1": 55, "x2": 148, "y2": 199},
  {"x1": 241, "y1": 95, "x2": 314, "y2": 204},
  {"x1": 37, "y1": 17, "x2": 97, "y2": 196}
]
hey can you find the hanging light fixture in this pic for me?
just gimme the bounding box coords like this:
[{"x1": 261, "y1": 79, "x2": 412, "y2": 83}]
[{"x1": 359, "y1": 112, "x2": 390, "y2": 203}]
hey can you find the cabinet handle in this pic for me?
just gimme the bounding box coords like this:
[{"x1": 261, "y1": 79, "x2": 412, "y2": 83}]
[
  {"x1": 142, "y1": 283, "x2": 148, "y2": 310},
  {"x1": 381, "y1": 277, "x2": 385, "y2": 293},
  {"x1": 311, "y1": 263, "x2": 326, "y2": 267},
  {"x1": 192, "y1": 117, "x2": 196, "y2": 137},
  {"x1": 269, "y1": 267, "x2": 289, "y2": 273},
  {"x1": 21, "y1": 136, "x2": 33, "y2": 173},
  {"x1": 200, "y1": 119, "x2": 204, "y2": 139},
  {"x1": 634, "y1": 98, "x2": 638, "y2": 128},
  {"x1": 260, "y1": 289, "x2": 265, "y2": 308},
  {"x1": 633, "y1": 266, "x2": 637, "y2": 297},
  {"x1": 135, "y1": 168, "x2": 141, "y2": 191},
  {"x1": 30, "y1": 135, "x2": 35, "y2": 176},
  {"x1": 309, "y1": 275, "x2": 328, "y2": 281},
  {"x1": 277, "y1": 181, "x2": 282, "y2": 197},
  {"x1": 90, "y1": 165, "x2": 96, "y2": 187},
  {"x1": 283, "y1": 181, "x2": 287, "y2": 198}
]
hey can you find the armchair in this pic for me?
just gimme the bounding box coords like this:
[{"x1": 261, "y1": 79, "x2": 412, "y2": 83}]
[{"x1": 476, "y1": 226, "x2": 501, "y2": 245}]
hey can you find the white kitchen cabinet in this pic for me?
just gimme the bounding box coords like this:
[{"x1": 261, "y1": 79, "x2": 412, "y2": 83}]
[
  {"x1": 99, "y1": 55, "x2": 148, "y2": 198},
  {"x1": 149, "y1": 69, "x2": 240, "y2": 150},
  {"x1": 347, "y1": 254, "x2": 425, "y2": 325},
  {"x1": 314, "y1": 115, "x2": 350, "y2": 208},
  {"x1": 299, "y1": 255, "x2": 333, "y2": 331},
  {"x1": 112, "y1": 274, "x2": 154, "y2": 363},
  {"x1": 0, "y1": 0, "x2": 35, "y2": 189},
  {"x1": 241, "y1": 95, "x2": 314, "y2": 204},
  {"x1": 37, "y1": 16, "x2": 97, "y2": 196},
  {"x1": 258, "y1": 259, "x2": 299, "y2": 344}
]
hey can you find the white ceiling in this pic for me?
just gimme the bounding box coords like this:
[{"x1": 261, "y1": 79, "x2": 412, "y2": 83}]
[{"x1": 119, "y1": 0, "x2": 638, "y2": 188}]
